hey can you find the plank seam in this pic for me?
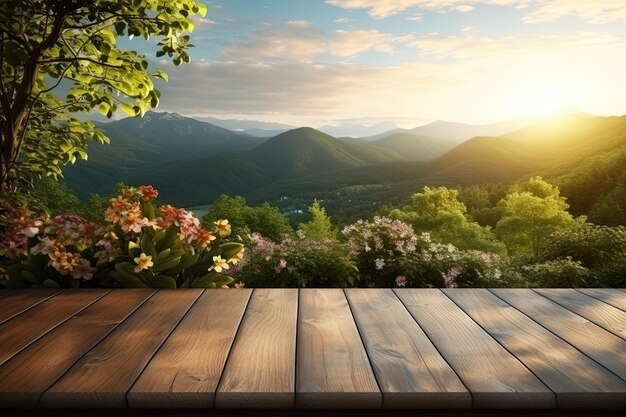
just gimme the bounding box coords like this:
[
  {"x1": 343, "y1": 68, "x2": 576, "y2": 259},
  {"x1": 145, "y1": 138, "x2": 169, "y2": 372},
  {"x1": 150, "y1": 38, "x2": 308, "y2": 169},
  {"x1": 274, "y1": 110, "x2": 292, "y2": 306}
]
[
  {"x1": 214, "y1": 287, "x2": 256, "y2": 408},
  {"x1": 292, "y1": 288, "x2": 300, "y2": 409},
  {"x1": 37, "y1": 289, "x2": 158, "y2": 408},
  {"x1": 124, "y1": 289, "x2": 206, "y2": 409},
  {"x1": 531, "y1": 289, "x2": 626, "y2": 341},
  {"x1": 0, "y1": 289, "x2": 63, "y2": 326},
  {"x1": 440, "y1": 289, "x2": 557, "y2": 408},
  {"x1": 0, "y1": 289, "x2": 111, "y2": 368},
  {"x1": 487, "y1": 289, "x2": 626, "y2": 384},
  {"x1": 342, "y1": 288, "x2": 384, "y2": 408},
  {"x1": 390, "y1": 288, "x2": 474, "y2": 408},
  {"x1": 574, "y1": 289, "x2": 626, "y2": 313}
]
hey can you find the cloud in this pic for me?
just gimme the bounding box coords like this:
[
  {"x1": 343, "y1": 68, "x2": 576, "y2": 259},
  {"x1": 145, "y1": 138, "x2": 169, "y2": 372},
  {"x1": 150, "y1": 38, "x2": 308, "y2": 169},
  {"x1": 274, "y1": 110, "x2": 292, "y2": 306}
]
[
  {"x1": 334, "y1": 17, "x2": 353, "y2": 23},
  {"x1": 408, "y1": 31, "x2": 622, "y2": 60},
  {"x1": 325, "y1": 0, "x2": 526, "y2": 18},
  {"x1": 330, "y1": 30, "x2": 399, "y2": 56},
  {"x1": 456, "y1": 5, "x2": 474, "y2": 12},
  {"x1": 523, "y1": 0, "x2": 626, "y2": 23},
  {"x1": 222, "y1": 23, "x2": 407, "y2": 62},
  {"x1": 286, "y1": 19, "x2": 312, "y2": 27},
  {"x1": 326, "y1": 0, "x2": 626, "y2": 23},
  {"x1": 154, "y1": 59, "x2": 459, "y2": 123}
]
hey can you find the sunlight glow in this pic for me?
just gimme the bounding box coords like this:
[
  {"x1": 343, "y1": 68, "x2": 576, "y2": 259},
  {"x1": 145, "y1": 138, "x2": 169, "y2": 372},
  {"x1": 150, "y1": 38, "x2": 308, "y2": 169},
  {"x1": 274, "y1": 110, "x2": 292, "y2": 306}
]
[{"x1": 517, "y1": 84, "x2": 581, "y2": 118}]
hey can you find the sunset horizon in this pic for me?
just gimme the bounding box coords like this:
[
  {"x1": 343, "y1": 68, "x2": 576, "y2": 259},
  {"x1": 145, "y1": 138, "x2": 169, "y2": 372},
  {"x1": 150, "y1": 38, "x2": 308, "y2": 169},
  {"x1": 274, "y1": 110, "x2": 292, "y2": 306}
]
[{"x1": 115, "y1": 0, "x2": 626, "y2": 129}]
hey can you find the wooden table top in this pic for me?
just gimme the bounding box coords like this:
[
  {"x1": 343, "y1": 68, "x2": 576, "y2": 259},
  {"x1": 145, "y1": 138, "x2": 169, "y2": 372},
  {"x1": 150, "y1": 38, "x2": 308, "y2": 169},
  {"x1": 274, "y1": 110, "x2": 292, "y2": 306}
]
[{"x1": 0, "y1": 288, "x2": 624, "y2": 413}]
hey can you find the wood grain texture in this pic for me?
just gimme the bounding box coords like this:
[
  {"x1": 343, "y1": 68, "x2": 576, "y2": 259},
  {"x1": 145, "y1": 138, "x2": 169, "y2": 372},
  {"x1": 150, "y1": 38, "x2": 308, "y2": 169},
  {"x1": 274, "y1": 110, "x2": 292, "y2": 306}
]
[
  {"x1": 444, "y1": 289, "x2": 626, "y2": 409},
  {"x1": 577, "y1": 288, "x2": 626, "y2": 312},
  {"x1": 0, "y1": 289, "x2": 61, "y2": 324},
  {"x1": 394, "y1": 289, "x2": 554, "y2": 409},
  {"x1": 491, "y1": 289, "x2": 626, "y2": 381},
  {"x1": 216, "y1": 289, "x2": 297, "y2": 409},
  {"x1": 297, "y1": 289, "x2": 381, "y2": 409},
  {"x1": 0, "y1": 289, "x2": 154, "y2": 408},
  {"x1": 534, "y1": 289, "x2": 626, "y2": 340},
  {"x1": 129, "y1": 289, "x2": 252, "y2": 409},
  {"x1": 345, "y1": 289, "x2": 470, "y2": 409},
  {"x1": 41, "y1": 289, "x2": 202, "y2": 409},
  {"x1": 0, "y1": 290, "x2": 108, "y2": 367}
]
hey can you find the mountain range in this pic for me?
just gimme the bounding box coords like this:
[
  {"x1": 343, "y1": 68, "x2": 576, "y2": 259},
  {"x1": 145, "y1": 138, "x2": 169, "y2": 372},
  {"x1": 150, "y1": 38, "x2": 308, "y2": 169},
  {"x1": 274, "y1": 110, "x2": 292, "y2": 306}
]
[{"x1": 62, "y1": 111, "x2": 626, "y2": 220}]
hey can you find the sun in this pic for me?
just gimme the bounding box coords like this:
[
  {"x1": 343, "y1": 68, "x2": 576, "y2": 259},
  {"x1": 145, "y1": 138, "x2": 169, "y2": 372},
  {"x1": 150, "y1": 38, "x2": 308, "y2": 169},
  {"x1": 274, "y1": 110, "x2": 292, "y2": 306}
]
[{"x1": 517, "y1": 84, "x2": 580, "y2": 118}]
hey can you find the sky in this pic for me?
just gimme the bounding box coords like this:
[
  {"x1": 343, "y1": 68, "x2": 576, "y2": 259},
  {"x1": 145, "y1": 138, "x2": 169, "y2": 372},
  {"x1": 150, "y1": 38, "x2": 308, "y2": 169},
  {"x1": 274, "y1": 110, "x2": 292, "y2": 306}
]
[{"x1": 138, "y1": 0, "x2": 626, "y2": 128}]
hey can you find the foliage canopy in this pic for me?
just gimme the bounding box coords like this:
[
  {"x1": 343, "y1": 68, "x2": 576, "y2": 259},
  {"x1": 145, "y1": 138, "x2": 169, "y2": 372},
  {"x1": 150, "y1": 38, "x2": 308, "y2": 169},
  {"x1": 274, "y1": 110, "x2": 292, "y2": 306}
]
[{"x1": 0, "y1": 0, "x2": 206, "y2": 195}]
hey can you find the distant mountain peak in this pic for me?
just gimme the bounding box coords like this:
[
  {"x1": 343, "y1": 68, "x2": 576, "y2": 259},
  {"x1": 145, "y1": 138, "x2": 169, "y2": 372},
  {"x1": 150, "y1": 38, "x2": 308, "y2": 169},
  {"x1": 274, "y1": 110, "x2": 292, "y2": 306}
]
[{"x1": 144, "y1": 110, "x2": 185, "y2": 121}]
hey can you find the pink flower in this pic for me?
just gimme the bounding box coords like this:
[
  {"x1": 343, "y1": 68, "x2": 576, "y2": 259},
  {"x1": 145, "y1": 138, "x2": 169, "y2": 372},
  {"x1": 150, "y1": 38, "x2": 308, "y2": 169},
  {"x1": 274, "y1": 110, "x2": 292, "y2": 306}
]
[{"x1": 395, "y1": 275, "x2": 407, "y2": 287}]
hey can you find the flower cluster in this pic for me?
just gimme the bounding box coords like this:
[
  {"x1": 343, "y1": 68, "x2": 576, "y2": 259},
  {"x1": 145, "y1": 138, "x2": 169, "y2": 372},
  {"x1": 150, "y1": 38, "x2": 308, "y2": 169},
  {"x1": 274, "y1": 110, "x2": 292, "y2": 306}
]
[
  {"x1": 105, "y1": 195, "x2": 154, "y2": 234},
  {"x1": 342, "y1": 216, "x2": 417, "y2": 287},
  {"x1": 342, "y1": 216, "x2": 418, "y2": 259},
  {"x1": 0, "y1": 203, "x2": 43, "y2": 258},
  {"x1": 237, "y1": 230, "x2": 356, "y2": 288},
  {"x1": 26, "y1": 214, "x2": 99, "y2": 280},
  {"x1": 0, "y1": 185, "x2": 243, "y2": 289},
  {"x1": 159, "y1": 205, "x2": 216, "y2": 248}
]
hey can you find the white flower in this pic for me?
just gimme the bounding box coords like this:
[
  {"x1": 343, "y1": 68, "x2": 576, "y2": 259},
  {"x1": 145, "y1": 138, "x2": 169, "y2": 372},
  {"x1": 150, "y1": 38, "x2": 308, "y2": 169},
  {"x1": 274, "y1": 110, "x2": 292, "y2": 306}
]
[{"x1": 375, "y1": 258, "x2": 385, "y2": 270}]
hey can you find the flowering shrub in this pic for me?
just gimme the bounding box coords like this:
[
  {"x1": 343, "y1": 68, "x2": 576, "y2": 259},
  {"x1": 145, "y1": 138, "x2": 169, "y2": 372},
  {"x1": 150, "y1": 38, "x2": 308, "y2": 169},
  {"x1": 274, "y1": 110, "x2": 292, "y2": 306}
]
[
  {"x1": 234, "y1": 231, "x2": 357, "y2": 288},
  {"x1": 399, "y1": 233, "x2": 503, "y2": 288},
  {"x1": 342, "y1": 216, "x2": 418, "y2": 287},
  {"x1": 341, "y1": 216, "x2": 503, "y2": 288},
  {"x1": 0, "y1": 186, "x2": 243, "y2": 288}
]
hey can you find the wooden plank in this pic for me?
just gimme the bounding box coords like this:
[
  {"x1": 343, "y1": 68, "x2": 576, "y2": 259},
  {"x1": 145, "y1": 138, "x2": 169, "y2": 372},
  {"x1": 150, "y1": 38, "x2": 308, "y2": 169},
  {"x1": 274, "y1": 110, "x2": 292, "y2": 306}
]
[
  {"x1": 0, "y1": 289, "x2": 155, "y2": 408},
  {"x1": 577, "y1": 288, "x2": 626, "y2": 312},
  {"x1": 41, "y1": 289, "x2": 202, "y2": 409},
  {"x1": 535, "y1": 289, "x2": 626, "y2": 340},
  {"x1": 345, "y1": 289, "x2": 470, "y2": 409},
  {"x1": 491, "y1": 289, "x2": 626, "y2": 381},
  {"x1": 394, "y1": 289, "x2": 554, "y2": 409},
  {"x1": 297, "y1": 289, "x2": 381, "y2": 409},
  {"x1": 444, "y1": 289, "x2": 626, "y2": 408},
  {"x1": 0, "y1": 289, "x2": 11, "y2": 299},
  {"x1": 216, "y1": 289, "x2": 298, "y2": 409},
  {"x1": 129, "y1": 289, "x2": 252, "y2": 409},
  {"x1": 0, "y1": 289, "x2": 62, "y2": 325},
  {"x1": 0, "y1": 289, "x2": 108, "y2": 367}
]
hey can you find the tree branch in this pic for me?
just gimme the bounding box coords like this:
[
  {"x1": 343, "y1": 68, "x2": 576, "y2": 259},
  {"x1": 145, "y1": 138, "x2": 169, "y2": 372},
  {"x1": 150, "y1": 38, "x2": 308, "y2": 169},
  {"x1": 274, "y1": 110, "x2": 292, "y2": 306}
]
[{"x1": 39, "y1": 57, "x2": 124, "y2": 69}]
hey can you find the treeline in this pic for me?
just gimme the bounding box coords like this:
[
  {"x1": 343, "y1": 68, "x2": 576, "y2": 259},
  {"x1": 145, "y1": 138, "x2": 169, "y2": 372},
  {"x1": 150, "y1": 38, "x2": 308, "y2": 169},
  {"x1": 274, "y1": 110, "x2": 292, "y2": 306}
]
[
  {"x1": 32, "y1": 176, "x2": 626, "y2": 288},
  {"x1": 198, "y1": 177, "x2": 626, "y2": 288}
]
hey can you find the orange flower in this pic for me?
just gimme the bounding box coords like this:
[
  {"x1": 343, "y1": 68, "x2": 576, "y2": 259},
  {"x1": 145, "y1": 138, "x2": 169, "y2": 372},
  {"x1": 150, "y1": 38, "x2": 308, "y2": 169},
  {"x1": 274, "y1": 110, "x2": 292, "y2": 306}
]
[
  {"x1": 196, "y1": 229, "x2": 216, "y2": 248},
  {"x1": 139, "y1": 185, "x2": 159, "y2": 201},
  {"x1": 49, "y1": 250, "x2": 73, "y2": 275}
]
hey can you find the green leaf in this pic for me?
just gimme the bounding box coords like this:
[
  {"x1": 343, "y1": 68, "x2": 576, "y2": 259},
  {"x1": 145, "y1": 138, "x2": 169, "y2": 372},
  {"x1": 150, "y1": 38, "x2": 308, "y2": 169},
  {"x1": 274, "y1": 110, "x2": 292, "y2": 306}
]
[
  {"x1": 220, "y1": 242, "x2": 244, "y2": 259},
  {"x1": 42, "y1": 279, "x2": 60, "y2": 288},
  {"x1": 120, "y1": 102, "x2": 137, "y2": 116},
  {"x1": 141, "y1": 233, "x2": 158, "y2": 260},
  {"x1": 151, "y1": 275, "x2": 177, "y2": 288},
  {"x1": 152, "y1": 256, "x2": 181, "y2": 272},
  {"x1": 157, "y1": 248, "x2": 171, "y2": 261},
  {"x1": 111, "y1": 263, "x2": 143, "y2": 287},
  {"x1": 128, "y1": 241, "x2": 141, "y2": 259},
  {"x1": 156, "y1": 224, "x2": 179, "y2": 252},
  {"x1": 197, "y1": 3, "x2": 208, "y2": 17},
  {"x1": 142, "y1": 200, "x2": 157, "y2": 220}
]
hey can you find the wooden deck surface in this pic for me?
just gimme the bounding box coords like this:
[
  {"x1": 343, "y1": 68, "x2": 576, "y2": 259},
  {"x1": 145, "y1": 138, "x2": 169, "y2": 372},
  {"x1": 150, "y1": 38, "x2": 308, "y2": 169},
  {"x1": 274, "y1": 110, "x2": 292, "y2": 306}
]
[{"x1": 0, "y1": 288, "x2": 624, "y2": 412}]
